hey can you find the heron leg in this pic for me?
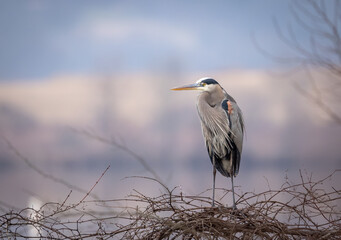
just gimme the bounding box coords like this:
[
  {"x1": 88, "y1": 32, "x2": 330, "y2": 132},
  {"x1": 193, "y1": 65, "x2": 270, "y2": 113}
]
[
  {"x1": 231, "y1": 174, "x2": 237, "y2": 209},
  {"x1": 212, "y1": 159, "x2": 216, "y2": 207}
]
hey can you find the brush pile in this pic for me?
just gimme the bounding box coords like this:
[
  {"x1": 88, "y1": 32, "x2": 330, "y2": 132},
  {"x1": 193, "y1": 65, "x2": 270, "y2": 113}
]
[{"x1": 1, "y1": 171, "x2": 340, "y2": 239}]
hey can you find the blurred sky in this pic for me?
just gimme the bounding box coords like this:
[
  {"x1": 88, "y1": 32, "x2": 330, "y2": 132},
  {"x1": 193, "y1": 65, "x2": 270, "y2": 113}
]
[{"x1": 0, "y1": 0, "x2": 298, "y2": 80}]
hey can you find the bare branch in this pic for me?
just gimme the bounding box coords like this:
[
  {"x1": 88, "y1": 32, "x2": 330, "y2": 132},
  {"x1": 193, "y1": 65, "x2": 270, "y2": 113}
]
[
  {"x1": 79, "y1": 165, "x2": 110, "y2": 203},
  {"x1": 1, "y1": 135, "x2": 103, "y2": 201},
  {"x1": 72, "y1": 128, "x2": 164, "y2": 185}
]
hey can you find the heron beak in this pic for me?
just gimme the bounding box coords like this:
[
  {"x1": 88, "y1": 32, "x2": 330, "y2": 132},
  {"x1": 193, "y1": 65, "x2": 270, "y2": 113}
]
[{"x1": 171, "y1": 83, "x2": 201, "y2": 91}]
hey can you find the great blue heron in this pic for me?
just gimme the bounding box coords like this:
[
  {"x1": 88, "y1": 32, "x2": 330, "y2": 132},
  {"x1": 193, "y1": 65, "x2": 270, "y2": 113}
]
[{"x1": 171, "y1": 77, "x2": 245, "y2": 208}]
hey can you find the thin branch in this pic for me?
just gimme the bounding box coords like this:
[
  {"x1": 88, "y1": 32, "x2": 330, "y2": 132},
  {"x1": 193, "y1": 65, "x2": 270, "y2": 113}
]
[
  {"x1": 1, "y1": 135, "x2": 102, "y2": 201},
  {"x1": 72, "y1": 128, "x2": 164, "y2": 185},
  {"x1": 293, "y1": 81, "x2": 341, "y2": 124},
  {"x1": 79, "y1": 165, "x2": 110, "y2": 203}
]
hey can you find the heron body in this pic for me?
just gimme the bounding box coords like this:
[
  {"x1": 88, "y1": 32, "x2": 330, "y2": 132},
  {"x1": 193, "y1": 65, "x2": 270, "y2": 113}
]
[{"x1": 172, "y1": 78, "x2": 245, "y2": 208}]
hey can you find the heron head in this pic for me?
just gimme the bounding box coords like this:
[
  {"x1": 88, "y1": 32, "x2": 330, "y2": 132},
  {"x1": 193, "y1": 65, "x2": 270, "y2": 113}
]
[{"x1": 171, "y1": 77, "x2": 220, "y2": 92}]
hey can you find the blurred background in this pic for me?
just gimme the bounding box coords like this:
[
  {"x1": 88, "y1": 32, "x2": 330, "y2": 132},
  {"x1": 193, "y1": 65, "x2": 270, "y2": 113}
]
[{"x1": 0, "y1": 0, "x2": 340, "y2": 209}]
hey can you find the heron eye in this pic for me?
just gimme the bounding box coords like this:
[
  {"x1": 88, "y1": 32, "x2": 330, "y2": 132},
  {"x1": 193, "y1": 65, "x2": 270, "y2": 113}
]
[{"x1": 202, "y1": 83, "x2": 207, "y2": 86}]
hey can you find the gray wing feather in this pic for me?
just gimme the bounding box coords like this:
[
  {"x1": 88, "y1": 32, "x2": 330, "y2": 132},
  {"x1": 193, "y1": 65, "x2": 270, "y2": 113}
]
[{"x1": 222, "y1": 99, "x2": 244, "y2": 176}]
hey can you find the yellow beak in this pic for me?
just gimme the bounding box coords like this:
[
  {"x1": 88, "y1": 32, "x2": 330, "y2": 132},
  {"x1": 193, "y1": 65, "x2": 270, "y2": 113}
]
[{"x1": 171, "y1": 83, "x2": 201, "y2": 91}]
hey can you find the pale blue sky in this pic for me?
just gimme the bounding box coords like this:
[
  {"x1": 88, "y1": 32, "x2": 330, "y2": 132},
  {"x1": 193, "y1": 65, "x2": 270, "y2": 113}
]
[{"x1": 0, "y1": 0, "x2": 300, "y2": 80}]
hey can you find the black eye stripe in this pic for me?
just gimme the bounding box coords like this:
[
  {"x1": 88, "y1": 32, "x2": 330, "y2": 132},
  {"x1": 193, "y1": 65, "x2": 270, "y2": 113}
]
[{"x1": 201, "y1": 78, "x2": 218, "y2": 85}]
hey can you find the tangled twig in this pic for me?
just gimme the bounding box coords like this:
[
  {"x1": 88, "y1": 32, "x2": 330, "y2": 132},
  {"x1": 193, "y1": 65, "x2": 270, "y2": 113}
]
[{"x1": 0, "y1": 170, "x2": 340, "y2": 239}]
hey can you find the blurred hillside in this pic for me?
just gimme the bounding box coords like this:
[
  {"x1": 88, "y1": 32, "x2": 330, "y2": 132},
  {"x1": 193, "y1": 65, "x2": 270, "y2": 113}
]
[{"x1": 1, "y1": 70, "x2": 340, "y2": 165}]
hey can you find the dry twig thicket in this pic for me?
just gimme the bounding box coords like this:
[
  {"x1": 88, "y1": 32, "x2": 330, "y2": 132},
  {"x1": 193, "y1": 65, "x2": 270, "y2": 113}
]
[{"x1": 1, "y1": 170, "x2": 340, "y2": 239}]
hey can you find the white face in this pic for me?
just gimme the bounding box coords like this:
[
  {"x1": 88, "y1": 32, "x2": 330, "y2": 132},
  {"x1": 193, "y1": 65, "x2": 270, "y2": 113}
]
[{"x1": 195, "y1": 77, "x2": 219, "y2": 92}]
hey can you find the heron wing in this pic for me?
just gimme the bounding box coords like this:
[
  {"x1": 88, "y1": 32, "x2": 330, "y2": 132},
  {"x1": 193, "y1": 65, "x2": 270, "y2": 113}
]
[{"x1": 221, "y1": 98, "x2": 244, "y2": 176}]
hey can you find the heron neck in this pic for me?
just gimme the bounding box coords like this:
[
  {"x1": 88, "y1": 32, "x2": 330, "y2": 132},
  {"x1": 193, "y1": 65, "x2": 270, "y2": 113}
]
[{"x1": 199, "y1": 90, "x2": 224, "y2": 107}]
